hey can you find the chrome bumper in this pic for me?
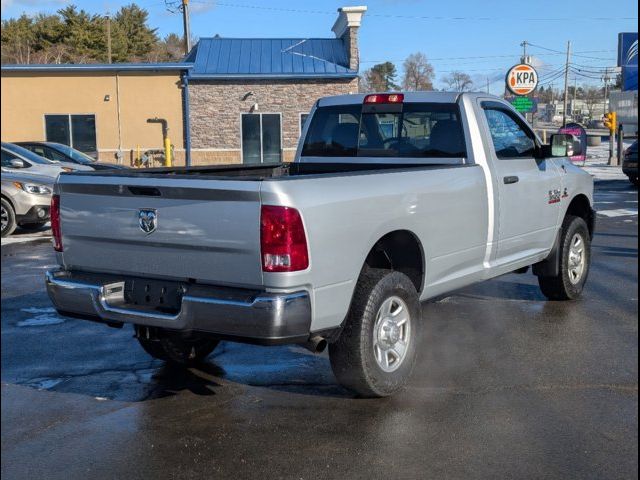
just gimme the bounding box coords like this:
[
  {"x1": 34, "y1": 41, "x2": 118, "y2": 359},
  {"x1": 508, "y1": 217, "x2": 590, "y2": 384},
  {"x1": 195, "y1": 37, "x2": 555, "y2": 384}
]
[{"x1": 45, "y1": 269, "x2": 312, "y2": 344}]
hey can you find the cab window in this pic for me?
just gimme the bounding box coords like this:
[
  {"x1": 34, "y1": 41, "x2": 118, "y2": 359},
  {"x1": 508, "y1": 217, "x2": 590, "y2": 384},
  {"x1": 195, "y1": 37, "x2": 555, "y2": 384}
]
[{"x1": 483, "y1": 108, "x2": 536, "y2": 159}]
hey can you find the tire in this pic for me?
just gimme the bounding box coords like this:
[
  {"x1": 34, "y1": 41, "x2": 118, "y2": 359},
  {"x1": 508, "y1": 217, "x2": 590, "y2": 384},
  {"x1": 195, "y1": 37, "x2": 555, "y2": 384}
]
[
  {"x1": 1, "y1": 198, "x2": 17, "y2": 238},
  {"x1": 538, "y1": 215, "x2": 591, "y2": 301},
  {"x1": 135, "y1": 326, "x2": 220, "y2": 366},
  {"x1": 329, "y1": 268, "x2": 421, "y2": 398},
  {"x1": 19, "y1": 221, "x2": 48, "y2": 231}
]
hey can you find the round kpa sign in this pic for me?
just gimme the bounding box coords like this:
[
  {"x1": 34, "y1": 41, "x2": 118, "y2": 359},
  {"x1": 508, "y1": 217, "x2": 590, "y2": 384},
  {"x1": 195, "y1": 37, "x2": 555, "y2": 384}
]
[{"x1": 506, "y1": 64, "x2": 538, "y2": 96}]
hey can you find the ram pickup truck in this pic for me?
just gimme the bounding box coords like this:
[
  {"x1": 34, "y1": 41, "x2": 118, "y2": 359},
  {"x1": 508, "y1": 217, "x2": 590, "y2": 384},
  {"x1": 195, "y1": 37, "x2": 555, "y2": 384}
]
[{"x1": 46, "y1": 92, "x2": 595, "y2": 397}]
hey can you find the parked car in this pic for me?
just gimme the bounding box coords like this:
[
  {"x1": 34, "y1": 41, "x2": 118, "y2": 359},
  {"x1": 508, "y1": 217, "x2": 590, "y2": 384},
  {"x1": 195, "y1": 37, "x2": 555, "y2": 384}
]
[
  {"x1": 15, "y1": 142, "x2": 128, "y2": 170},
  {"x1": 45, "y1": 92, "x2": 595, "y2": 398},
  {"x1": 1, "y1": 170, "x2": 54, "y2": 237},
  {"x1": 1, "y1": 142, "x2": 93, "y2": 177},
  {"x1": 622, "y1": 140, "x2": 638, "y2": 186}
]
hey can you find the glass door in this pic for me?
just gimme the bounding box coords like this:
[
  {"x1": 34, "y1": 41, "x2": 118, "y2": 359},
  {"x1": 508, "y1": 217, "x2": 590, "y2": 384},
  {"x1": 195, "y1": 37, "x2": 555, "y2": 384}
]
[{"x1": 241, "y1": 113, "x2": 281, "y2": 164}]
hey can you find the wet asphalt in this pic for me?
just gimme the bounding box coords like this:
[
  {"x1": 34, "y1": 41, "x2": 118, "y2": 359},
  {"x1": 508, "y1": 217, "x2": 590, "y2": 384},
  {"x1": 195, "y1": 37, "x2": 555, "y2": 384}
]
[{"x1": 1, "y1": 179, "x2": 637, "y2": 480}]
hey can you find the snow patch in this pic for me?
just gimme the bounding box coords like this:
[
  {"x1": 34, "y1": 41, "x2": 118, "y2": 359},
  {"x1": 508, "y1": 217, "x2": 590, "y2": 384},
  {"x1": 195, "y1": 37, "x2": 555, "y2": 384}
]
[
  {"x1": 17, "y1": 314, "x2": 65, "y2": 327},
  {"x1": 21, "y1": 307, "x2": 57, "y2": 314}
]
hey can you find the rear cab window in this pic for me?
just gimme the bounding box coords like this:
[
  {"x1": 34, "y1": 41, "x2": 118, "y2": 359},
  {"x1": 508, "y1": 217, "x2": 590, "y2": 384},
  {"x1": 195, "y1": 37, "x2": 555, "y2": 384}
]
[{"x1": 301, "y1": 102, "x2": 467, "y2": 160}]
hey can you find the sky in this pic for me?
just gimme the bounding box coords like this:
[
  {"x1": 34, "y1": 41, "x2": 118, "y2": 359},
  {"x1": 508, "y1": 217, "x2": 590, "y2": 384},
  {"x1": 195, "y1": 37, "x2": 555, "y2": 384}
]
[{"x1": 1, "y1": 0, "x2": 638, "y2": 93}]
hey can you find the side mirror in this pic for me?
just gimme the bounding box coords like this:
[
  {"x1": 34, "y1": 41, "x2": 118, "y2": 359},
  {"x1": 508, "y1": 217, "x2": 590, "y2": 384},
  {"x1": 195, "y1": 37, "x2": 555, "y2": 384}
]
[
  {"x1": 9, "y1": 158, "x2": 27, "y2": 168},
  {"x1": 549, "y1": 134, "x2": 581, "y2": 157}
]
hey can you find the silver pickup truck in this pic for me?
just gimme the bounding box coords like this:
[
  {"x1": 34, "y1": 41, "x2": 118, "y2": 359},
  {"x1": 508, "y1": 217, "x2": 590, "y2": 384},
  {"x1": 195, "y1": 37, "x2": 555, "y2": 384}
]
[{"x1": 46, "y1": 92, "x2": 595, "y2": 397}]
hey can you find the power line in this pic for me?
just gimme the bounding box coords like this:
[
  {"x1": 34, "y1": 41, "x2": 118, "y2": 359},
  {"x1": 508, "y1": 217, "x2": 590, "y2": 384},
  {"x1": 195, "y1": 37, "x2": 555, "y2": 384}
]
[{"x1": 188, "y1": 1, "x2": 637, "y2": 21}]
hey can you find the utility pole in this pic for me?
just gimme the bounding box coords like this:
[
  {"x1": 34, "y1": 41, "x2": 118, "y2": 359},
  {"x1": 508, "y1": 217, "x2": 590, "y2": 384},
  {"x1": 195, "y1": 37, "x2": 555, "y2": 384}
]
[
  {"x1": 486, "y1": 77, "x2": 490, "y2": 94},
  {"x1": 182, "y1": 0, "x2": 192, "y2": 55},
  {"x1": 105, "y1": 13, "x2": 112, "y2": 64},
  {"x1": 562, "y1": 40, "x2": 571, "y2": 127},
  {"x1": 602, "y1": 68, "x2": 611, "y2": 114},
  {"x1": 520, "y1": 40, "x2": 529, "y2": 63}
]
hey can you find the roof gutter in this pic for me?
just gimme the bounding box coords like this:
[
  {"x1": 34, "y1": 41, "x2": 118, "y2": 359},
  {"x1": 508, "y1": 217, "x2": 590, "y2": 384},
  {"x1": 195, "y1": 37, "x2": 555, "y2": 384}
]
[
  {"x1": 187, "y1": 72, "x2": 358, "y2": 80},
  {"x1": 1, "y1": 63, "x2": 194, "y2": 73}
]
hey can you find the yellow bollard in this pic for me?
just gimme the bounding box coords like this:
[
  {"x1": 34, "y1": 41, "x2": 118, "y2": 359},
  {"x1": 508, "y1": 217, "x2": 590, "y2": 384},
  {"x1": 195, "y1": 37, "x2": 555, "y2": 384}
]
[{"x1": 164, "y1": 137, "x2": 172, "y2": 167}]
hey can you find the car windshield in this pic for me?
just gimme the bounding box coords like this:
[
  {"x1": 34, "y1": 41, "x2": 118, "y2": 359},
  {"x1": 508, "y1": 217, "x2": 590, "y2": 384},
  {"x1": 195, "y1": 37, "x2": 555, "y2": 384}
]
[
  {"x1": 1, "y1": 142, "x2": 56, "y2": 165},
  {"x1": 50, "y1": 143, "x2": 96, "y2": 164},
  {"x1": 301, "y1": 102, "x2": 467, "y2": 158}
]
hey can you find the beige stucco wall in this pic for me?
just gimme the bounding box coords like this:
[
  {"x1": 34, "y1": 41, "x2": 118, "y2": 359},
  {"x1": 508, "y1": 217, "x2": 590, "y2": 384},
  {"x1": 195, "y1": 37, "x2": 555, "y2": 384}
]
[
  {"x1": 1, "y1": 70, "x2": 184, "y2": 165},
  {"x1": 189, "y1": 78, "x2": 359, "y2": 165}
]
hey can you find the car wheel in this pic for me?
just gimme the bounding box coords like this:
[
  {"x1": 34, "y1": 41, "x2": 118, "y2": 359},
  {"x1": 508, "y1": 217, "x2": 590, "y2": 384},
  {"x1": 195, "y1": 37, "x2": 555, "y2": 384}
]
[
  {"x1": 329, "y1": 268, "x2": 421, "y2": 398},
  {"x1": 19, "y1": 221, "x2": 48, "y2": 231},
  {"x1": 135, "y1": 326, "x2": 220, "y2": 366},
  {"x1": 1, "y1": 198, "x2": 17, "y2": 238},
  {"x1": 538, "y1": 215, "x2": 591, "y2": 301}
]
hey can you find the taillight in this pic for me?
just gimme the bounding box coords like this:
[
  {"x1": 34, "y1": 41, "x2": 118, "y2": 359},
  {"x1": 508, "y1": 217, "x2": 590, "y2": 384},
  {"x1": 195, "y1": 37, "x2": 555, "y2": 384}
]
[
  {"x1": 51, "y1": 194, "x2": 63, "y2": 252},
  {"x1": 260, "y1": 205, "x2": 308, "y2": 272},
  {"x1": 364, "y1": 93, "x2": 404, "y2": 104}
]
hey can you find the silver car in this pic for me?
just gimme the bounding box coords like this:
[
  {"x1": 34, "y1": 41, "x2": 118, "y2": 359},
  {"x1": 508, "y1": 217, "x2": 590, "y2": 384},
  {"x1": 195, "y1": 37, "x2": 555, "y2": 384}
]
[
  {"x1": 1, "y1": 170, "x2": 54, "y2": 237},
  {"x1": 1, "y1": 142, "x2": 93, "y2": 177}
]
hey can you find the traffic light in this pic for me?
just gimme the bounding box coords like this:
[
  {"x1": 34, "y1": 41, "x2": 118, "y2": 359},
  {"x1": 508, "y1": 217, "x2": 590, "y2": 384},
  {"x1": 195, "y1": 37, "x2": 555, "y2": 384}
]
[{"x1": 603, "y1": 112, "x2": 617, "y2": 133}]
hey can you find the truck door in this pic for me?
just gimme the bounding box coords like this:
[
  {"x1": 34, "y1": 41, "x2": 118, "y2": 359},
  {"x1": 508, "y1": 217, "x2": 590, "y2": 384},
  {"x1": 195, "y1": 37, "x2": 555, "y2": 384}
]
[{"x1": 480, "y1": 101, "x2": 562, "y2": 263}]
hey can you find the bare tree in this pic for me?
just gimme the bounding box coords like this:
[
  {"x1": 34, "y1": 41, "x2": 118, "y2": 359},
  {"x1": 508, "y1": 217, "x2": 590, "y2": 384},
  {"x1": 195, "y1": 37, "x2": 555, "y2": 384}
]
[
  {"x1": 583, "y1": 86, "x2": 603, "y2": 121},
  {"x1": 442, "y1": 71, "x2": 474, "y2": 92},
  {"x1": 401, "y1": 52, "x2": 435, "y2": 91}
]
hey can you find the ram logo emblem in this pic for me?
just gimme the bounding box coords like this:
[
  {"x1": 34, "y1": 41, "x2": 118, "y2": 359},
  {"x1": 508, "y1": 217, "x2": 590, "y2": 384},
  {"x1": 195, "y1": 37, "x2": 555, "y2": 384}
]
[{"x1": 138, "y1": 209, "x2": 157, "y2": 234}]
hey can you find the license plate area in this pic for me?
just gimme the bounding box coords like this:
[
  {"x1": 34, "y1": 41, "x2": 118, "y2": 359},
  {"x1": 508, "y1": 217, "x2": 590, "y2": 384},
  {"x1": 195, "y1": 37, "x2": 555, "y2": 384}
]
[{"x1": 123, "y1": 279, "x2": 185, "y2": 314}]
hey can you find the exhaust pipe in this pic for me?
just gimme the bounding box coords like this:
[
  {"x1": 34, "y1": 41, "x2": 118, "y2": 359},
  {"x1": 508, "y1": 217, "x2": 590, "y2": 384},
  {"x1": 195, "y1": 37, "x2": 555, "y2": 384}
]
[{"x1": 302, "y1": 335, "x2": 327, "y2": 354}]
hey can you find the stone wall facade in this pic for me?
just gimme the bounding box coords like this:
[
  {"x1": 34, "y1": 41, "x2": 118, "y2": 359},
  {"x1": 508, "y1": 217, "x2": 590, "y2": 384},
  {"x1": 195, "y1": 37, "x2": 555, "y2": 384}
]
[{"x1": 189, "y1": 78, "x2": 359, "y2": 165}]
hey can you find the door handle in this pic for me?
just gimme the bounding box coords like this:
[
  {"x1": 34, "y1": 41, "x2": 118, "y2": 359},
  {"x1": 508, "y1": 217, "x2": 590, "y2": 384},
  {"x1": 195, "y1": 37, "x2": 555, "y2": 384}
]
[{"x1": 504, "y1": 176, "x2": 519, "y2": 184}]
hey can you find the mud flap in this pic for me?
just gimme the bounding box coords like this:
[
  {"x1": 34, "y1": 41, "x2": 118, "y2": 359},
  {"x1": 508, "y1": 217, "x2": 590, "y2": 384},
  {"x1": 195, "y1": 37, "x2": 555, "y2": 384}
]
[{"x1": 533, "y1": 231, "x2": 561, "y2": 277}]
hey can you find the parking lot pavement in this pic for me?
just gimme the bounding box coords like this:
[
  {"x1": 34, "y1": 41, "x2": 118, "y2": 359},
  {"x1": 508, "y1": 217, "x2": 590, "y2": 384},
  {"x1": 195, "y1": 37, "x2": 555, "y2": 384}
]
[{"x1": 1, "y1": 180, "x2": 637, "y2": 480}]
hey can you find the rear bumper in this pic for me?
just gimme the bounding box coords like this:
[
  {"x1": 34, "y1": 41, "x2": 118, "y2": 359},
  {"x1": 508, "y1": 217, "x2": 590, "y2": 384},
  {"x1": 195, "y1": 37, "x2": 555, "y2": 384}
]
[{"x1": 45, "y1": 269, "x2": 312, "y2": 344}]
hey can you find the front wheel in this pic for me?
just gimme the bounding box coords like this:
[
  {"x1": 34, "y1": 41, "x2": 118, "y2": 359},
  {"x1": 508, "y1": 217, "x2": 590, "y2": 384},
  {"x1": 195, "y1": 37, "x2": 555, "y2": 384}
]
[
  {"x1": 538, "y1": 215, "x2": 591, "y2": 300},
  {"x1": 1, "y1": 198, "x2": 17, "y2": 238},
  {"x1": 329, "y1": 269, "x2": 421, "y2": 398},
  {"x1": 135, "y1": 327, "x2": 220, "y2": 366}
]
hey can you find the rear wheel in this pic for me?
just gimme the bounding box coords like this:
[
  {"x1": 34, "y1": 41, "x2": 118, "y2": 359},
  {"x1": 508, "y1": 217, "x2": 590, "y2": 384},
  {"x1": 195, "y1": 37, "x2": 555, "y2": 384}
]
[
  {"x1": 135, "y1": 326, "x2": 220, "y2": 366},
  {"x1": 1, "y1": 198, "x2": 16, "y2": 238},
  {"x1": 538, "y1": 215, "x2": 591, "y2": 300},
  {"x1": 329, "y1": 268, "x2": 421, "y2": 398}
]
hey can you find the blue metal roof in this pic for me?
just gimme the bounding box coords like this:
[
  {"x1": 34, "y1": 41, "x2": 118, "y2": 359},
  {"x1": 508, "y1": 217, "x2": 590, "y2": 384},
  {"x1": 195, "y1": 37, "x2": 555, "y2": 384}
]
[
  {"x1": 188, "y1": 38, "x2": 357, "y2": 79},
  {"x1": 1, "y1": 62, "x2": 191, "y2": 73}
]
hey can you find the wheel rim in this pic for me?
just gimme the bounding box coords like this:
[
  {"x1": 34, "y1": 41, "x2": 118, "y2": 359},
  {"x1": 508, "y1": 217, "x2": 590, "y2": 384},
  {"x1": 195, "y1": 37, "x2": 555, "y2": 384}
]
[
  {"x1": 373, "y1": 296, "x2": 411, "y2": 373},
  {"x1": 1, "y1": 205, "x2": 8, "y2": 232},
  {"x1": 568, "y1": 233, "x2": 586, "y2": 285}
]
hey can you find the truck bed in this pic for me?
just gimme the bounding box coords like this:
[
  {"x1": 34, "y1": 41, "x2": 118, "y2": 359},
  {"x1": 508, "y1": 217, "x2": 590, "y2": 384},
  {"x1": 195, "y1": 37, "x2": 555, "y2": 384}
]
[{"x1": 64, "y1": 161, "x2": 466, "y2": 181}]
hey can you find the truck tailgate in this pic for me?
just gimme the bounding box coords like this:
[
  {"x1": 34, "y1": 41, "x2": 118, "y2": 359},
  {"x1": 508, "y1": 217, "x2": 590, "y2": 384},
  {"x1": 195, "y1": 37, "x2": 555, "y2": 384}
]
[{"x1": 56, "y1": 175, "x2": 263, "y2": 287}]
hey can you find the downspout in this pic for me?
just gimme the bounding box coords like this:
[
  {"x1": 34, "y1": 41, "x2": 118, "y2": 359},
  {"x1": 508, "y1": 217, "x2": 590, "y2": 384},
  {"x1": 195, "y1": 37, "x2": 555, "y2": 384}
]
[
  {"x1": 115, "y1": 71, "x2": 123, "y2": 164},
  {"x1": 182, "y1": 71, "x2": 192, "y2": 167}
]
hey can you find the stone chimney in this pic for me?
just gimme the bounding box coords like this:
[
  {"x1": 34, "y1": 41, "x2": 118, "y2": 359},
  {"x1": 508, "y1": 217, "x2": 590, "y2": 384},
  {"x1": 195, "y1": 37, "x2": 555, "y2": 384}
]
[{"x1": 332, "y1": 6, "x2": 367, "y2": 72}]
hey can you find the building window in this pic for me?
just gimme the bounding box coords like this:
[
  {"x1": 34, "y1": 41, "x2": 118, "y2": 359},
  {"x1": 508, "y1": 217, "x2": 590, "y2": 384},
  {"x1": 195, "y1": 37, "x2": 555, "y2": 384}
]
[
  {"x1": 300, "y1": 113, "x2": 310, "y2": 136},
  {"x1": 44, "y1": 114, "x2": 97, "y2": 155},
  {"x1": 241, "y1": 113, "x2": 281, "y2": 164}
]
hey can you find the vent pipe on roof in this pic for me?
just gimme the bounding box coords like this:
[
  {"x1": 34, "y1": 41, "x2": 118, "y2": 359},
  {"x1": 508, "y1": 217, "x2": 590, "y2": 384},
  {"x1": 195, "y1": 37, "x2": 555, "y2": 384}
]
[{"x1": 332, "y1": 6, "x2": 367, "y2": 72}]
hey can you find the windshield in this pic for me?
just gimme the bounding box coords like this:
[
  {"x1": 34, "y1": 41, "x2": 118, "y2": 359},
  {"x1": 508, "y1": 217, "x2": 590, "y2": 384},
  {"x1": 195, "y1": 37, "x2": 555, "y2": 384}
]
[
  {"x1": 301, "y1": 102, "x2": 467, "y2": 158},
  {"x1": 50, "y1": 143, "x2": 96, "y2": 164},
  {"x1": 1, "y1": 142, "x2": 57, "y2": 165}
]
